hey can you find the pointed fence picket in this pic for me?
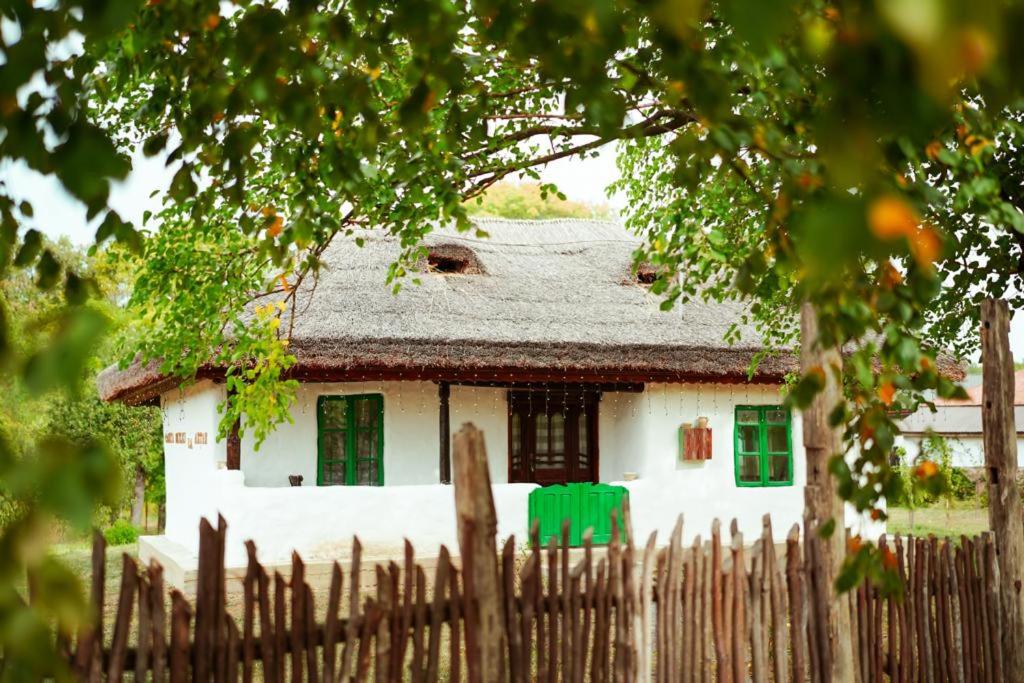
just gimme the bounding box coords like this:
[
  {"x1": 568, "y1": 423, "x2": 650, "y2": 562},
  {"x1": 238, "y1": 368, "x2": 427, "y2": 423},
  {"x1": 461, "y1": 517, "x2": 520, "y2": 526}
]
[{"x1": 63, "y1": 515, "x2": 1004, "y2": 682}]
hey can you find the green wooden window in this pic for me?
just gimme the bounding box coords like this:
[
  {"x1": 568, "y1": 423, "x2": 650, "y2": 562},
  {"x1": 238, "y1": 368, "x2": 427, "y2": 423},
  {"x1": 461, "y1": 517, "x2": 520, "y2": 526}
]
[
  {"x1": 734, "y1": 405, "x2": 792, "y2": 487},
  {"x1": 317, "y1": 394, "x2": 384, "y2": 486}
]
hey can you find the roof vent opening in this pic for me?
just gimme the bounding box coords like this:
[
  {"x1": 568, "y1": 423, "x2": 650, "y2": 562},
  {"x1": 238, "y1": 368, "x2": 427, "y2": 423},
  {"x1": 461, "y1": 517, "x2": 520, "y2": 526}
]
[
  {"x1": 425, "y1": 244, "x2": 484, "y2": 275},
  {"x1": 636, "y1": 262, "x2": 660, "y2": 286}
]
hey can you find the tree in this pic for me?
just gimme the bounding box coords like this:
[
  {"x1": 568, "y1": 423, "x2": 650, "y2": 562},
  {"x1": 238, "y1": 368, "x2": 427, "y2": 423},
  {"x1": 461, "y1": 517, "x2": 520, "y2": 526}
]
[
  {"x1": 5, "y1": 0, "x2": 1024, "y2": 676},
  {"x1": 465, "y1": 181, "x2": 613, "y2": 220}
]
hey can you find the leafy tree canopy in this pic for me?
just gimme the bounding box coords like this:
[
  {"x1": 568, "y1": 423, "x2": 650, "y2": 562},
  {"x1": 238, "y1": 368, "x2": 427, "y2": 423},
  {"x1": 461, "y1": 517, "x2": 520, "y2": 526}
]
[{"x1": 4, "y1": 0, "x2": 1024, "y2": 675}]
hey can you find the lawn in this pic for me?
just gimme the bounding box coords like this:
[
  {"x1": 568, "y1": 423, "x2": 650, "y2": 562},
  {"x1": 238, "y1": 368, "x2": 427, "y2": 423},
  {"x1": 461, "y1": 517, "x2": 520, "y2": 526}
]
[{"x1": 886, "y1": 505, "x2": 990, "y2": 539}]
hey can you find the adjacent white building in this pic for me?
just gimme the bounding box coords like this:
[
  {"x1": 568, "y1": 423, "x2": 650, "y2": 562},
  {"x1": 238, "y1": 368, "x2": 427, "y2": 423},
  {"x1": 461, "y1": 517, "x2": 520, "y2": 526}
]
[
  {"x1": 99, "y1": 219, "x2": 886, "y2": 587},
  {"x1": 897, "y1": 370, "x2": 1024, "y2": 468}
]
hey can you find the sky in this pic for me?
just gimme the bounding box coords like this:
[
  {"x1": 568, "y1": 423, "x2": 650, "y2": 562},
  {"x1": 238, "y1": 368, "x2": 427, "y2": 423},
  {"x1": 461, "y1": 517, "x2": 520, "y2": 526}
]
[{"x1": 3, "y1": 144, "x2": 1022, "y2": 362}]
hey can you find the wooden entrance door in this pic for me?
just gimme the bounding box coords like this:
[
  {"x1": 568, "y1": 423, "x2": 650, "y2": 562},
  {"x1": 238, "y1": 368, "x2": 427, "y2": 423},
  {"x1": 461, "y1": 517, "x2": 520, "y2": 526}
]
[{"x1": 508, "y1": 390, "x2": 599, "y2": 485}]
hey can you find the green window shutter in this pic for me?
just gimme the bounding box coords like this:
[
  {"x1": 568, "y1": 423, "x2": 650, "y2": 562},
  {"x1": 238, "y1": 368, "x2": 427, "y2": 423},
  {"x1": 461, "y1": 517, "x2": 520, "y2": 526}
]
[
  {"x1": 528, "y1": 483, "x2": 629, "y2": 547},
  {"x1": 317, "y1": 394, "x2": 384, "y2": 486},
  {"x1": 734, "y1": 405, "x2": 793, "y2": 487}
]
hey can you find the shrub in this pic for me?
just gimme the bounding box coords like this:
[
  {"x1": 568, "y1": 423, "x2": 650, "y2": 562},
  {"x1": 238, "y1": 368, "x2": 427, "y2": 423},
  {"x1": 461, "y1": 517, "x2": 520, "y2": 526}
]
[
  {"x1": 104, "y1": 519, "x2": 140, "y2": 546},
  {"x1": 947, "y1": 467, "x2": 977, "y2": 502}
]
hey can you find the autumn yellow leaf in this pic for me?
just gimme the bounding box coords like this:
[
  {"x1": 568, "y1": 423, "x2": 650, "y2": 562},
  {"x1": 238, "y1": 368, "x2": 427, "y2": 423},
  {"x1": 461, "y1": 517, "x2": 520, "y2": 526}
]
[
  {"x1": 877, "y1": 381, "x2": 896, "y2": 406},
  {"x1": 881, "y1": 547, "x2": 898, "y2": 570},
  {"x1": 203, "y1": 13, "x2": 220, "y2": 31},
  {"x1": 914, "y1": 460, "x2": 939, "y2": 479},
  {"x1": 868, "y1": 195, "x2": 919, "y2": 241},
  {"x1": 924, "y1": 141, "x2": 943, "y2": 162},
  {"x1": 908, "y1": 225, "x2": 942, "y2": 267},
  {"x1": 267, "y1": 215, "x2": 283, "y2": 237},
  {"x1": 879, "y1": 260, "x2": 903, "y2": 288},
  {"x1": 847, "y1": 535, "x2": 862, "y2": 554}
]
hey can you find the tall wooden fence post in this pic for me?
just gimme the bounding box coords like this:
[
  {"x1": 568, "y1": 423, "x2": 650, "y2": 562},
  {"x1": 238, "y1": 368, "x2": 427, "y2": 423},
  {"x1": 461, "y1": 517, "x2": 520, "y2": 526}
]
[
  {"x1": 800, "y1": 302, "x2": 855, "y2": 682},
  {"x1": 980, "y1": 298, "x2": 1024, "y2": 676},
  {"x1": 452, "y1": 422, "x2": 507, "y2": 683}
]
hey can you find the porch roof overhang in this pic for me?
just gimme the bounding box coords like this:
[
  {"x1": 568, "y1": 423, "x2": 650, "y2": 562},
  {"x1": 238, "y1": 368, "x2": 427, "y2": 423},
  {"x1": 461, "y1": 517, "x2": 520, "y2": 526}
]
[{"x1": 97, "y1": 338, "x2": 798, "y2": 406}]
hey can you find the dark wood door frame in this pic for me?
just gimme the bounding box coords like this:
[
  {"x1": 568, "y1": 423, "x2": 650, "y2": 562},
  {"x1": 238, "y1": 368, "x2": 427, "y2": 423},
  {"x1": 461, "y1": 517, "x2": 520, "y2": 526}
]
[{"x1": 507, "y1": 388, "x2": 600, "y2": 485}]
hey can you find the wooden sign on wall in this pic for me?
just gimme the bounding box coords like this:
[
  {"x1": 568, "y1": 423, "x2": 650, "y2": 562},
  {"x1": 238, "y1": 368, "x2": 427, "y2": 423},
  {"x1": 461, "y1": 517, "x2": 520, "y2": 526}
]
[{"x1": 680, "y1": 420, "x2": 712, "y2": 461}]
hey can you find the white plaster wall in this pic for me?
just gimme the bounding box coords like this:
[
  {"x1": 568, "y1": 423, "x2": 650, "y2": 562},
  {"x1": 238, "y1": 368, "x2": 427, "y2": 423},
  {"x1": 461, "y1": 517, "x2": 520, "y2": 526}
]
[
  {"x1": 605, "y1": 383, "x2": 810, "y2": 545},
  {"x1": 195, "y1": 470, "x2": 538, "y2": 566},
  {"x1": 161, "y1": 379, "x2": 883, "y2": 565},
  {"x1": 896, "y1": 433, "x2": 1024, "y2": 468},
  {"x1": 160, "y1": 380, "x2": 227, "y2": 549},
  {"x1": 450, "y1": 385, "x2": 509, "y2": 484},
  {"x1": 240, "y1": 381, "x2": 440, "y2": 487}
]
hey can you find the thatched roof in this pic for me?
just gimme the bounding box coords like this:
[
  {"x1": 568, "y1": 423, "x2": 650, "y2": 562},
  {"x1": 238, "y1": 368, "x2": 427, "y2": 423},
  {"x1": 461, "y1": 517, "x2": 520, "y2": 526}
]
[{"x1": 98, "y1": 218, "x2": 960, "y2": 404}]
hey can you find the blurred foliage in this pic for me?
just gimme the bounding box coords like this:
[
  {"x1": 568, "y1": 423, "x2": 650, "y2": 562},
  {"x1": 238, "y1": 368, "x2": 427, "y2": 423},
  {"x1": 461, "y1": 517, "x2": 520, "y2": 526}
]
[
  {"x1": 101, "y1": 519, "x2": 139, "y2": 547},
  {"x1": 465, "y1": 181, "x2": 614, "y2": 220},
  {"x1": 5, "y1": 0, "x2": 1024, "y2": 674}
]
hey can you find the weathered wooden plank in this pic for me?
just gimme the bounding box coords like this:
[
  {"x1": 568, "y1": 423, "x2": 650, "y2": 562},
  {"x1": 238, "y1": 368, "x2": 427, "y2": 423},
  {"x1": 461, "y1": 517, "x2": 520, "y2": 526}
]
[
  {"x1": 149, "y1": 561, "x2": 167, "y2": 683},
  {"x1": 451, "y1": 422, "x2": 506, "y2": 683},
  {"x1": 254, "y1": 565, "x2": 276, "y2": 683},
  {"x1": 136, "y1": 564, "x2": 152, "y2": 682},
  {"x1": 762, "y1": 517, "x2": 787, "y2": 683},
  {"x1": 729, "y1": 524, "x2": 747, "y2": 683},
  {"x1": 226, "y1": 616, "x2": 240, "y2": 683},
  {"x1": 339, "y1": 537, "x2": 363, "y2": 683},
  {"x1": 242, "y1": 541, "x2": 258, "y2": 683},
  {"x1": 449, "y1": 561, "x2": 463, "y2": 683},
  {"x1": 374, "y1": 565, "x2": 391, "y2": 683},
  {"x1": 581, "y1": 529, "x2": 595, "y2": 683},
  {"x1": 519, "y1": 551, "x2": 537, "y2": 682},
  {"x1": 425, "y1": 546, "x2": 449, "y2": 682},
  {"x1": 323, "y1": 561, "x2": 343, "y2": 683},
  {"x1": 593, "y1": 558, "x2": 608, "y2": 683},
  {"x1": 399, "y1": 541, "x2": 415, "y2": 676},
  {"x1": 980, "y1": 298, "x2": 1024, "y2": 681},
  {"x1": 570, "y1": 560, "x2": 586, "y2": 683},
  {"x1": 562, "y1": 520, "x2": 572, "y2": 683},
  {"x1": 748, "y1": 540, "x2": 766, "y2": 683},
  {"x1": 683, "y1": 537, "x2": 697, "y2": 683},
  {"x1": 546, "y1": 535, "x2": 558, "y2": 683},
  {"x1": 107, "y1": 554, "x2": 138, "y2": 682},
  {"x1": 502, "y1": 537, "x2": 524, "y2": 683},
  {"x1": 290, "y1": 553, "x2": 306, "y2": 683},
  {"x1": 638, "y1": 530, "x2": 657, "y2": 683},
  {"x1": 195, "y1": 519, "x2": 218, "y2": 682},
  {"x1": 411, "y1": 565, "x2": 427, "y2": 683},
  {"x1": 274, "y1": 572, "x2": 287, "y2": 683},
  {"x1": 73, "y1": 530, "x2": 107, "y2": 680},
  {"x1": 711, "y1": 519, "x2": 730, "y2": 683},
  {"x1": 170, "y1": 590, "x2": 192, "y2": 683}
]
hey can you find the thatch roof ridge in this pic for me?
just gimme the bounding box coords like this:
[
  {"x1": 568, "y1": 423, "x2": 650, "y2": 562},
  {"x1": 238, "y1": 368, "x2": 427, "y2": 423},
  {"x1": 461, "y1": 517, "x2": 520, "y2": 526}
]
[{"x1": 98, "y1": 218, "x2": 793, "y2": 403}]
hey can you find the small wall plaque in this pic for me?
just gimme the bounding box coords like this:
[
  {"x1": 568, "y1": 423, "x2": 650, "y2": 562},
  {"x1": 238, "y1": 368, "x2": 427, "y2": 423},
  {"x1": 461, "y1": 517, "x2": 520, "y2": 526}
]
[
  {"x1": 680, "y1": 417, "x2": 712, "y2": 461},
  {"x1": 164, "y1": 433, "x2": 174, "y2": 444},
  {"x1": 174, "y1": 432, "x2": 186, "y2": 444},
  {"x1": 194, "y1": 432, "x2": 208, "y2": 445}
]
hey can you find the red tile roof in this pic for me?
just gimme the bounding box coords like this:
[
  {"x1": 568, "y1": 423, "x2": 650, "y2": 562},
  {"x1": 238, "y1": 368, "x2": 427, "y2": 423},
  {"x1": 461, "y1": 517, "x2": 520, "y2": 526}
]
[{"x1": 935, "y1": 368, "x2": 1024, "y2": 406}]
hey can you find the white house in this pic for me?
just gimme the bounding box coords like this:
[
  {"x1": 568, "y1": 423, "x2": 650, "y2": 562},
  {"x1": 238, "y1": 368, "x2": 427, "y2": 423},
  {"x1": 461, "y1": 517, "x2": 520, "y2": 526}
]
[
  {"x1": 897, "y1": 369, "x2": 1024, "y2": 469},
  {"x1": 99, "y1": 218, "x2": 886, "y2": 587}
]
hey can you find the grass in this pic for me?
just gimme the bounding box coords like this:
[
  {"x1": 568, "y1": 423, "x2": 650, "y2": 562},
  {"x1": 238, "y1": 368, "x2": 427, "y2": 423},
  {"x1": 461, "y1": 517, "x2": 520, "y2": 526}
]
[{"x1": 886, "y1": 504, "x2": 989, "y2": 538}]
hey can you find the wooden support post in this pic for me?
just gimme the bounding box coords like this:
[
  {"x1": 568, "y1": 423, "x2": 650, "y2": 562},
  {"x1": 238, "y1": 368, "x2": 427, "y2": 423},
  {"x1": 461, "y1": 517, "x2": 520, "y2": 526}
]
[
  {"x1": 800, "y1": 302, "x2": 855, "y2": 682},
  {"x1": 226, "y1": 417, "x2": 241, "y2": 470},
  {"x1": 439, "y1": 381, "x2": 451, "y2": 484},
  {"x1": 980, "y1": 298, "x2": 1024, "y2": 676},
  {"x1": 452, "y1": 422, "x2": 507, "y2": 683}
]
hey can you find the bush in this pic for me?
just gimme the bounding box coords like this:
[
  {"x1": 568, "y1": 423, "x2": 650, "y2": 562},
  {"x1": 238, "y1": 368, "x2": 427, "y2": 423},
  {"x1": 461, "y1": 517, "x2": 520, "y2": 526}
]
[
  {"x1": 104, "y1": 519, "x2": 140, "y2": 546},
  {"x1": 948, "y1": 467, "x2": 977, "y2": 502}
]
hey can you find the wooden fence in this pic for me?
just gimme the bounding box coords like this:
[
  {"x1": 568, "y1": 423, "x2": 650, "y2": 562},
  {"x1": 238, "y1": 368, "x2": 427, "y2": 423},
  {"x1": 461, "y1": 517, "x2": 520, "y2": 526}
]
[
  {"x1": 64, "y1": 514, "x2": 1005, "y2": 682},
  {"x1": 62, "y1": 423, "x2": 1010, "y2": 681}
]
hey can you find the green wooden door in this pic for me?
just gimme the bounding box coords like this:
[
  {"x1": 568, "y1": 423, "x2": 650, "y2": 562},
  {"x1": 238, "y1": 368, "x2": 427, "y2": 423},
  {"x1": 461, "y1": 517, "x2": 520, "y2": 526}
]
[{"x1": 528, "y1": 483, "x2": 628, "y2": 547}]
